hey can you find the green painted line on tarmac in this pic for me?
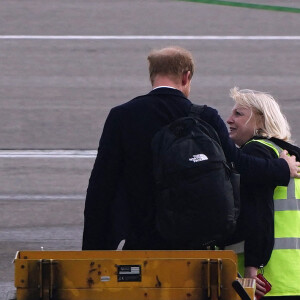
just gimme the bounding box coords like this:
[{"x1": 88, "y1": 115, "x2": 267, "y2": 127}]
[{"x1": 178, "y1": 0, "x2": 300, "y2": 13}]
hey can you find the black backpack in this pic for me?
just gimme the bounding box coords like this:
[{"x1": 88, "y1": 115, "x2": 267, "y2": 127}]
[{"x1": 151, "y1": 104, "x2": 240, "y2": 248}]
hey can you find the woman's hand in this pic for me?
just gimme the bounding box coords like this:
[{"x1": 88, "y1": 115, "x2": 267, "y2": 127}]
[{"x1": 244, "y1": 266, "x2": 266, "y2": 299}]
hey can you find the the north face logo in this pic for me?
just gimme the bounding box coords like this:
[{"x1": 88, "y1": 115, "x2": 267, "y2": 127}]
[{"x1": 189, "y1": 154, "x2": 208, "y2": 163}]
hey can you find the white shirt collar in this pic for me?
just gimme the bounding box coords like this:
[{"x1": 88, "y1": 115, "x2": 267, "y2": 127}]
[{"x1": 152, "y1": 86, "x2": 176, "y2": 90}]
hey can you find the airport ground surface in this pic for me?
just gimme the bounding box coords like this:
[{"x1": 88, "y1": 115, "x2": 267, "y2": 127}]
[{"x1": 1, "y1": 0, "x2": 300, "y2": 298}]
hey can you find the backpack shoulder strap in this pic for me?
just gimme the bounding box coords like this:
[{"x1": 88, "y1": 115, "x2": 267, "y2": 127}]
[
  {"x1": 189, "y1": 104, "x2": 206, "y2": 118},
  {"x1": 189, "y1": 104, "x2": 221, "y2": 145}
]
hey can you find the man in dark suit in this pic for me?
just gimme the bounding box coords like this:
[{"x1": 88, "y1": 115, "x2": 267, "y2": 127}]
[{"x1": 82, "y1": 46, "x2": 299, "y2": 251}]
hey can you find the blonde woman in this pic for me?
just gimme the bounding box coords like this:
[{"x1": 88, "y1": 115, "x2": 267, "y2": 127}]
[{"x1": 226, "y1": 87, "x2": 300, "y2": 299}]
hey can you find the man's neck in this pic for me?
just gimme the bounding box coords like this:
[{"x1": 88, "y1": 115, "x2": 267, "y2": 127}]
[
  {"x1": 151, "y1": 74, "x2": 190, "y2": 98},
  {"x1": 152, "y1": 76, "x2": 180, "y2": 91}
]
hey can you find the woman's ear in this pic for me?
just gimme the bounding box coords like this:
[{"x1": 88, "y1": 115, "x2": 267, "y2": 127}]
[{"x1": 255, "y1": 114, "x2": 265, "y2": 135}]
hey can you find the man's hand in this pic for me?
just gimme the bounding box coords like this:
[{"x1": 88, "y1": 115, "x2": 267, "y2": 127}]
[{"x1": 280, "y1": 150, "x2": 300, "y2": 178}]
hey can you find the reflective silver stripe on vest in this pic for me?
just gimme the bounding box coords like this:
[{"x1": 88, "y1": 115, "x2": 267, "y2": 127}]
[
  {"x1": 274, "y1": 237, "x2": 300, "y2": 250},
  {"x1": 275, "y1": 179, "x2": 300, "y2": 211},
  {"x1": 225, "y1": 241, "x2": 245, "y2": 253},
  {"x1": 275, "y1": 198, "x2": 300, "y2": 211}
]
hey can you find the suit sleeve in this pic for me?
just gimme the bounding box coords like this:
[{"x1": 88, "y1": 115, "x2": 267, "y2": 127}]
[
  {"x1": 82, "y1": 107, "x2": 124, "y2": 250},
  {"x1": 200, "y1": 106, "x2": 290, "y2": 186}
]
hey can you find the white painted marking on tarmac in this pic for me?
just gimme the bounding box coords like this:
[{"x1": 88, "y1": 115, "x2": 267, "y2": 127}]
[
  {"x1": 0, "y1": 150, "x2": 96, "y2": 158},
  {"x1": 0, "y1": 194, "x2": 85, "y2": 200},
  {"x1": 0, "y1": 35, "x2": 300, "y2": 40}
]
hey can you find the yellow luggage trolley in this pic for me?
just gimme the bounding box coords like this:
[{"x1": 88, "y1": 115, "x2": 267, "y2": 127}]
[{"x1": 14, "y1": 250, "x2": 254, "y2": 300}]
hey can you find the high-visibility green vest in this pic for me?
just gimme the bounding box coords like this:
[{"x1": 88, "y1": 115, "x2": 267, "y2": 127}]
[{"x1": 243, "y1": 139, "x2": 300, "y2": 296}]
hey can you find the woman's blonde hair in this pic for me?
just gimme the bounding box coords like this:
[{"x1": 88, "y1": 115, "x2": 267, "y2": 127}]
[{"x1": 230, "y1": 87, "x2": 291, "y2": 141}]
